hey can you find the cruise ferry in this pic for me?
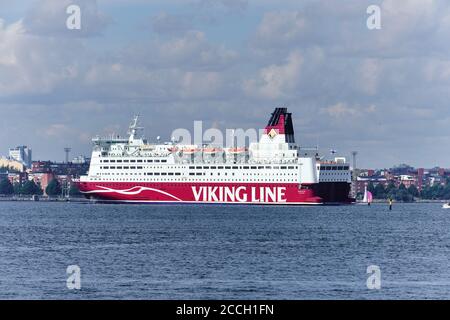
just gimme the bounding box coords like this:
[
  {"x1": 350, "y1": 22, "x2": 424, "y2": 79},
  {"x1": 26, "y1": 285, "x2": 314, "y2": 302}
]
[{"x1": 75, "y1": 108, "x2": 324, "y2": 204}]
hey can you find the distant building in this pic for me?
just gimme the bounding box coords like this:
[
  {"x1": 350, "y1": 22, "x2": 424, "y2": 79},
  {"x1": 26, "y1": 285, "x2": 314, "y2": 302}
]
[
  {"x1": 0, "y1": 158, "x2": 25, "y2": 172},
  {"x1": 356, "y1": 176, "x2": 388, "y2": 194},
  {"x1": 72, "y1": 155, "x2": 90, "y2": 164},
  {"x1": 400, "y1": 175, "x2": 416, "y2": 188},
  {"x1": 8, "y1": 146, "x2": 32, "y2": 168},
  {"x1": 31, "y1": 160, "x2": 89, "y2": 177}
]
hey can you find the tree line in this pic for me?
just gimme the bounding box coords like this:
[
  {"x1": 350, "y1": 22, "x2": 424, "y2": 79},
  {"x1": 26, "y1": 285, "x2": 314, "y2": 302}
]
[
  {"x1": 364, "y1": 180, "x2": 450, "y2": 202},
  {"x1": 0, "y1": 178, "x2": 81, "y2": 197}
]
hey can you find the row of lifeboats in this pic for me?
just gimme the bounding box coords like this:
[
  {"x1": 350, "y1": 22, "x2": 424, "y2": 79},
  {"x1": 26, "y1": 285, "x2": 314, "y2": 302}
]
[{"x1": 167, "y1": 146, "x2": 247, "y2": 155}]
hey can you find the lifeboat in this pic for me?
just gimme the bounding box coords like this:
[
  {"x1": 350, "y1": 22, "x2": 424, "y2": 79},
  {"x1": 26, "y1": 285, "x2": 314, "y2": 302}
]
[
  {"x1": 228, "y1": 147, "x2": 246, "y2": 154},
  {"x1": 203, "y1": 147, "x2": 222, "y2": 155},
  {"x1": 181, "y1": 147, "x2": 200, "y2": 155}
]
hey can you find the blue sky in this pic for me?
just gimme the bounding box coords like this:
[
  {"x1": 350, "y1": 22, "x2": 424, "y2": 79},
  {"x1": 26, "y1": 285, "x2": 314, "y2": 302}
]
[{"x1": 1, "y1": 0, "x2": 449, "y2": 168}]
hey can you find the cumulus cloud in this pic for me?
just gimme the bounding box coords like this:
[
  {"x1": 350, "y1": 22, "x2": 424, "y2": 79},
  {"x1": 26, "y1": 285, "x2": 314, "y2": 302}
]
[
  {"x1": 322, "y1": 102, "x2": 376, "y2": 118},
  {"x1": 253, "y1": 11, "x2": 306, "y2": 49},
  {"x1": 243, "y1": 50, "x2": 303, "y2": 99},
  {"x1": 0, "y1": 19, "x2": 86, "y2": 96}
]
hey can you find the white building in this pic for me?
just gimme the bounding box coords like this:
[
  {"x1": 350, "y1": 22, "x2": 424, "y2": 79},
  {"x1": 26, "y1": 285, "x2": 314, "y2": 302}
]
[{"x1": 8, "y1": 146, "x2": 32, "y2": 168}]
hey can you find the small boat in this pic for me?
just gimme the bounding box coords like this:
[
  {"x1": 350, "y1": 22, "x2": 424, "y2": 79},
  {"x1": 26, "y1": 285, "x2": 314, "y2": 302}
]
[
  {"x1": 361, "y1": 187, "x2": 373, "y2": 205},
  {"x1": 443, "y1": 203, "x2": 450, "y2": 209}
]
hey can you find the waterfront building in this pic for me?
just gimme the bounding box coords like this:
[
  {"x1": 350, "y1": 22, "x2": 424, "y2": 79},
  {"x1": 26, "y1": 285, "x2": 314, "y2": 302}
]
[{"x1": 8, "y1": 146, "x2": 32, "y2": 168}]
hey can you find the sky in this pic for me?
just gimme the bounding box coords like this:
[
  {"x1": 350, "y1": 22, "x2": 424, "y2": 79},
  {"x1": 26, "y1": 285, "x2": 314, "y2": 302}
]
[{"x1": 1, "y1": 0, "x2": 449, "y2": 168}]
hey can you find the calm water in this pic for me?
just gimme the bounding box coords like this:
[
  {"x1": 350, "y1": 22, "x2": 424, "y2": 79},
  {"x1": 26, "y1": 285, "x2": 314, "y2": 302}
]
[{"x1": 0, "y1": 201, "x2": 449, "y2": 299}]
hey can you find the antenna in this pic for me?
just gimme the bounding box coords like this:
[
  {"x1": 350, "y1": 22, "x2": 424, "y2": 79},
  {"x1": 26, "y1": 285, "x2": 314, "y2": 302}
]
[{"x1": 64, "y1": 147, "x2": 71, "y2": 163}]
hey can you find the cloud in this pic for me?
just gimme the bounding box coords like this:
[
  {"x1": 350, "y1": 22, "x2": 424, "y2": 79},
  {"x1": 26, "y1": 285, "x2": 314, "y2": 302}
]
[
  {"x1": 151, "y1": 12, "x2": 193, "y2": 35},
  {"x1": 243, "y1": 50, "x2": 303, "y2": 99},
  {"x1": 0, "y1": 19, "x2": 86, "y2": 96},
  {"x1": 322, "y1": 102, "x2": 376, "y2": 118},
  {"x1": 253, "y1": 11, "x2": 306, "y2": 49}
]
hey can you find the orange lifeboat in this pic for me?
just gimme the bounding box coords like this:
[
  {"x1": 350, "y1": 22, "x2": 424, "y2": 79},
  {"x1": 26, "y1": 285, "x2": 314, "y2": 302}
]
[
  {"x1": 203, "y1": 147, "x2": 222, "y2": 155},
  {"x1": 181, "y1": 147, "x2": 200, "y2": 155},
  {"x1": 228, "y1": 147, "x2": 246, "y2": 154}
]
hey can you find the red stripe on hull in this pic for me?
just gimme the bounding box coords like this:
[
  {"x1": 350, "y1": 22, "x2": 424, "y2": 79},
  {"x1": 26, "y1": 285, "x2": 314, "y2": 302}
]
[{"x1": 75, "y1": 182, "x2": 322, "y2": 205}]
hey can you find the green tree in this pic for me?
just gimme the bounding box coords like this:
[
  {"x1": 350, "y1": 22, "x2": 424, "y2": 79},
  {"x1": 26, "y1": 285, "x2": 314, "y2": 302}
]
[
  {"x1": 13, "y1": 182, "x2": 22, "y2": 195},
  {"x1": 373, "y1": 183, "x2": 386, "y2": 199},
  {"x1": 367, "y1": 181, "x2": 375, "y2": 193},
  {"x1": 46, "y1": 179, "x2": 62, "y2": 197},
  {"x1": 385, "y1": 182, "x2": 397, "y2": 199},
  {"x1": 21, "y1": 180, "x2": 42, "y2": 195},
  {"x1": 0, "y1": 178, "x2": 14, "y2": 195},
  {"x1": 408, "y1": 184, "x2": 419, "y2": 198}
]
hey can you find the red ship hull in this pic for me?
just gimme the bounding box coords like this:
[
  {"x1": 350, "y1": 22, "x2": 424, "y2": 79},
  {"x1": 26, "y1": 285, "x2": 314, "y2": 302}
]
[{"x1": 76, "y1": 181, "x2": 322, "y2": 205}]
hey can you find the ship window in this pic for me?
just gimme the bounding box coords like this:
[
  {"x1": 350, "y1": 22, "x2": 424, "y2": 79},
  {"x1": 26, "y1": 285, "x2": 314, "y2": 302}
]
[
  {"x1": 123, "y1": 166, "x2": 129, "y2": 169},
  {"x1": 124, "y1": 160, "x2": 129, "y2": 163},
  {"x1": 189, "y1": 173, "x2": 195, "y2": 176},
  {"x1": 196, "y1": 173, "x2": 202, "y2": 176},
  {"x1": 281, "y1": 166, "x2": 287, "y2": 169},
  {"x1": 117, "y1": 160, "x2": 122, "y2": 163},
  {"x1": 232, "y1": 166, "x2": 238, "y2": 169},
  {"x1": 130, "y1": 160, "x2": 135, "y2": 163},
  {"x1": 161, "y1": 173, "x2": 167, "y2": 175},
  {"x1": 161, "y1": 160, "x2": 167, "y2": 163},
  {"x1": 155, "y1": 160, "x2": 160, "y2": 163},
  {"x1": 148, "y1": 160, "x2": 153, "y2": 163},
  {"x1": 110, "y1": 160, "x2": 116, "y2": 163},
  {"x1": 265, "y1": 166, "x2": 271, "y2": 169},
  {"x1": 196, "y1": 166, "x2": 202, "y2": 169},
  {"x1": 154, "y1": 173, "x2": 160, "y2": 176},
  {"x1": 175, "y1": 173, "x2": 181, "y2": 176},
  {"x1": 211, "y1": 166, "x2": 216, "y2": 169},
  {"x1": 225, "y1": 166, "x2": 231, "y2": 169},
  {"x1": 218, "y1": 166, "x2": 224, "y2": 169},
  {"x1": 137, "y1": 160, "x2": 143, "y2": 163},
  {"x1": 288, "y1": 166, "x2": 294, "y2": 169},
  {"x1": 117, "y1": 166, "x2": 122, "y2": 169},
  {"x1": 168, "y1": 173, "x2": 174, "y2": 175},
  {"x1": 251, "y1": 166, "x2": 257, "y2": 169},
  {"x1": 189, "y1": 166, "x2": 195, "y2": 169}
]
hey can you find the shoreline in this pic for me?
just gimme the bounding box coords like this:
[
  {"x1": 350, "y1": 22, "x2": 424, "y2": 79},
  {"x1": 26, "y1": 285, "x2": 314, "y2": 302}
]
[{"x1": 0, "y1": 196, "x2": 449, "y2": 204}]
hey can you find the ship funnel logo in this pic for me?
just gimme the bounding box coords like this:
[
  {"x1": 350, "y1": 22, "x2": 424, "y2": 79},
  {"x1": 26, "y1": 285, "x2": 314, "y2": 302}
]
[{"x1": 268, "y1": 128, "x2": 278, "y2": 139}]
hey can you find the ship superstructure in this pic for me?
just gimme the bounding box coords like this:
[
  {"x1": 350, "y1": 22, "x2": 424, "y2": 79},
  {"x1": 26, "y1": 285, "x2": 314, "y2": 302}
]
[
  {"x1": 76, "y1": 108, "x2": 323, "y2": 204},
  {"x1": 299, "y1": 147, "x2": 354, "y2": 204}
]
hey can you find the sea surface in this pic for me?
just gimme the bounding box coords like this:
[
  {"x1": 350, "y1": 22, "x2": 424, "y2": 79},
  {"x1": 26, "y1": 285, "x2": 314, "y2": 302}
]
[{"x1": 0, "y1": 201, "x2": 449, "y2": 299}]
